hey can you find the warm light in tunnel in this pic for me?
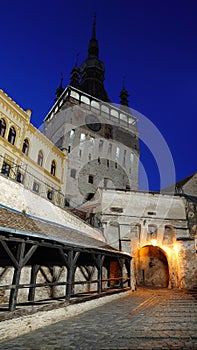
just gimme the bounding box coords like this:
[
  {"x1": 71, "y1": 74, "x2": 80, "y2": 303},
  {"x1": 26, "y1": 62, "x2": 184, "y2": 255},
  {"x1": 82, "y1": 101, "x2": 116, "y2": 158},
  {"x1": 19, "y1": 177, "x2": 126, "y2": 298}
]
[
  {"x1": 173, "y1": 244, "x2": 179, "y2": 253},
  {"x1": 151, "y1": 239, "x2": 157, "y2": 246}
]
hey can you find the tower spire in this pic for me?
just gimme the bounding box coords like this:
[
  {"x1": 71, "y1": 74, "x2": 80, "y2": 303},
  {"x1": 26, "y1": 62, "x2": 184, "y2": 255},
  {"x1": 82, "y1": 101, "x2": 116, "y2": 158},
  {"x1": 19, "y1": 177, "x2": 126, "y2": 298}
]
[
  {"x1": 88, "y1": 14, "x2": 99, "y2": 58},
  {"x1": 80, "y1": 16, "x2": 110, "y2": 102}
]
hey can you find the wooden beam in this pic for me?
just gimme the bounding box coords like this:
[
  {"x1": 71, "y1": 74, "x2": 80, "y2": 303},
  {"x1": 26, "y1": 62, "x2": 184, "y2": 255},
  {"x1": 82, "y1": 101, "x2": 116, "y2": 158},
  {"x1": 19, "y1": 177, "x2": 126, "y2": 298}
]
[
  {"x1": 22, "y1": 245, "x2": 38, "y2": 266},
  {"x1": 9, "y1": 242, "x2": 26, "y2": 312},
  {"x1": 1, "y1": 241, "x2": 19, "y2": 268}
]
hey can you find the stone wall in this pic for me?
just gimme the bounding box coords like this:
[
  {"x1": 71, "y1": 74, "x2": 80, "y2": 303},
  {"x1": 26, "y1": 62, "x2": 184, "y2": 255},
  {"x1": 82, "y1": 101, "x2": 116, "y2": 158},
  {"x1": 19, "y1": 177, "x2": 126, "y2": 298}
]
[{"x1": 96, "y1": 189, "x2": 197, "y2": 289}]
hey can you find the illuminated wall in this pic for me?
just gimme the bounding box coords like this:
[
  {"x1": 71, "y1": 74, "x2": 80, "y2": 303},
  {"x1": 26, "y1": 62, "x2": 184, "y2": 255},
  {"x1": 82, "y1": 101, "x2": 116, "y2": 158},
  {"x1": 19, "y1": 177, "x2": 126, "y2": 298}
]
[{"x1": 96, "y1": 189, "x2": 197, "y2": 289}]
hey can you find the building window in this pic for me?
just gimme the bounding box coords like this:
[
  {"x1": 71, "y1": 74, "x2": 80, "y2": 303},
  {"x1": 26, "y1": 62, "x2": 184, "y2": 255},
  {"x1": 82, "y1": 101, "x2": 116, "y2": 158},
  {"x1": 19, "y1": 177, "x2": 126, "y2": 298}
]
[
  {"x1": 79, "y1": 149, "x2": 82, "y2": 158},
  {"x1": 0, "y1": 118, "x2": 6, "y2": 137},
  {"x1": 86, "y1": 193, "x2": 94, "y2": 200},
  {"x1": 70, "y1": 168, "x2": 76, "y2": 178},
  {"x1": 163, "y1": 225, "x2": 175, "y2": 245},
  {"x1": 89, "y1": 153, "x2": 91, "y2": 161},
  {"x1": 37, "y1": 150, "x2": 43, "y2": 167},
  {"x1": 132, "y1": 224, "x2": 141, "y2": 242},
  {"x1": 90, "y1": 137, "x2": 95, "y2": 146},
  {"x1": 148, "y1": 224, "x2": 157, "y2": 240},
  {"x1": 104, "y1": 178, "x2": 108, "y2": 188},
  {"x1": 123, "y1": 150, "x2": 126, "y2": 166},
  {"x1": 51, "y1": 160, "x2": 56, "y2": 176},
  {"x1": 115, "y1": 162, "x2": 117, "y2": 169},
  {"x1": 130, "y1": 153, "x2": 134, "y2": 166},
  {"x1": 69, "y1": 129, "x2": 75, "y2": 142},
  {"x1": 1, "y1": 162, "x2": 10, "y2": 177},
  {"x1": 116, "y1": 147, "x2": 120, "y2": 160},
  {"x1": 105, "y1": 125, "x2": 112, "y2": 139},
  {"x1": 33, "y1": 182, "x2": 40, "y2": 193},
  {"x1": 68, "y1": 145, "x2": 71, "y2": 153},
  {"x1": 107, "y1": 159, "x2": 109, "y2": 167},
  {"x1": 108, "y1": 143, "x2": 112, "y2": 155},
  {"x1": 88, "y1": 175, "x2": 94, "y2": 184},
  {"x1": 22, "y1": 138, "x2": 29, "y2": 156},
  {"x1": 98, "y1": 157, "x2": 101, "y2": 164},
  {"x1": 8, "y1": 126, "x2": 16, "y2": 145},
  {"x1": 80, "y1": 133, "x2": 86, "y2": 143},
  {"x1": 65, "y1": 198, "x2": 70, "y2": 207},
  {"x1": 47, "y1": 190, "x2": 53, "y2": 201},
  {"x1": 16, "y1": 172, "x2": 24, "y2": 184},
  {"x1": 99, "y1": 140, "x2": 103, "y2": 150}
]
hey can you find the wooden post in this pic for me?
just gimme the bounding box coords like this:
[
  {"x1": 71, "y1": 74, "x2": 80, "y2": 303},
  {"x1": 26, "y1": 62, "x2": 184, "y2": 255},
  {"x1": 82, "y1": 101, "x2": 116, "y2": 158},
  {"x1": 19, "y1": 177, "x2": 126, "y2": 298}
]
[
  {"x1": 9, "y1": 242, "x2": 25, "y2": 312},
  {"x1": 107, "y1": 262, "x2": 110, "y2": 288},
  {"x1": 125, "y1": 258, "x2": 131, "y2": 288},
  {"x1": 118, "y1": 258, "x2": 124, "y2": 288},
  {"x1": 28, "y1": 264, "x2": 40, "y2": 302},
  {"x1": 97, "y1": 255, "x2": 105, "y2": 294},
  {"x1": 66, "y1": 250, "x2": 80, "y2": 300}
]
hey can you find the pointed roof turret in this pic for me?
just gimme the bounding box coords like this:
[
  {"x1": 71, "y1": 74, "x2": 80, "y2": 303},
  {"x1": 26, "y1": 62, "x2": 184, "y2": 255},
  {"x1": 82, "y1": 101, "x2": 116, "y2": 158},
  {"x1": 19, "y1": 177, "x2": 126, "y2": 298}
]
[
  {"x1": 70, "y1": 54, "x2": 80, "y2": 89},
  {"x1": 55, "y1": 74, "x2": 64, "y2": 101},
  {"x1": 120, "y1": 78, "x2": 131, "y2": 113}
]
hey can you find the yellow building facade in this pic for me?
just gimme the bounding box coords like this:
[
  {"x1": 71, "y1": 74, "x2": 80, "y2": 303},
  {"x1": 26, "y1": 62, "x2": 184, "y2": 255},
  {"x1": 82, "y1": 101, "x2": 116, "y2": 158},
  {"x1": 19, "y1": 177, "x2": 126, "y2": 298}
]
[{"x1": 0, "y1": 89, "x2": 66, "y2": 207}]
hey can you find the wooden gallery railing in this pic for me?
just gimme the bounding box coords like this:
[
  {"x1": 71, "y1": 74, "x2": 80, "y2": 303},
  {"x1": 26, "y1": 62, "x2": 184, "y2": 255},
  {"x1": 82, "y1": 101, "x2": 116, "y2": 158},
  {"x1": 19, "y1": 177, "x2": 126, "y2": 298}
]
[{"x1": 0, "y1": 232, "x2": 131, "y2": 312}]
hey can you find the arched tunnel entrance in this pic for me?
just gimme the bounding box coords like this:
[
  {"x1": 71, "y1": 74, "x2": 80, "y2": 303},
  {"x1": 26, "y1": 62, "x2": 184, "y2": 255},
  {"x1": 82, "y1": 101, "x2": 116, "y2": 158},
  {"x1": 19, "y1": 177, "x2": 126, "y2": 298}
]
[{"x1": 136, "y1": 245, "x2": 169, "y2": 288}]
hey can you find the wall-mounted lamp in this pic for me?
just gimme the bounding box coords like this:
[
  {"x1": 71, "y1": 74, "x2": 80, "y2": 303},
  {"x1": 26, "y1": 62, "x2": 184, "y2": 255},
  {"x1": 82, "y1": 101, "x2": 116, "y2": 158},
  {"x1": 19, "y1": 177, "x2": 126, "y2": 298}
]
[{"x1": 151, "y1": 239, "x2": 157, "y2": 246}]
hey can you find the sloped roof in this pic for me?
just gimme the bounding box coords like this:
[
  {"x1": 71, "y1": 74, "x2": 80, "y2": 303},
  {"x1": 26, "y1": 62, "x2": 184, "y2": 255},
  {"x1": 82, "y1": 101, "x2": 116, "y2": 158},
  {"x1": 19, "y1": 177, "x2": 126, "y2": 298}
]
[
  {"x1": 0, "y1": 204, "x2": 123, "y2": 255},
  {"x1": 162, "y1": 172, "x2": 197, "y2": 194},
  {"x1": 174, "y1": 172, "x2": 197, "y2": 189}
]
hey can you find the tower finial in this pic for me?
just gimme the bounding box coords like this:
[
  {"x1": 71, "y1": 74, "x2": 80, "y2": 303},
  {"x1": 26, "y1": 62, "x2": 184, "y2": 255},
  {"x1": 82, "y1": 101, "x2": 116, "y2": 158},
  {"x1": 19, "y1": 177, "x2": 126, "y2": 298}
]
[
  {"x1": 120, "y1": 76, "x2": 130, "y2": 109},
  {"x1": 122, "y1": 75, "x2": 126, "y2": 89},
  {"x1": 92, "y1": 13, "x2": 96, "y2": 39},
  {"x1": 75, "y1": 53, "x2": 79, "y2": 67},
  {"x1": 60, "y1": 72, "x2": 63, "y2": 85},
  {"x1": 55, "y1": 73, "x2": 64, "y2": 101}
]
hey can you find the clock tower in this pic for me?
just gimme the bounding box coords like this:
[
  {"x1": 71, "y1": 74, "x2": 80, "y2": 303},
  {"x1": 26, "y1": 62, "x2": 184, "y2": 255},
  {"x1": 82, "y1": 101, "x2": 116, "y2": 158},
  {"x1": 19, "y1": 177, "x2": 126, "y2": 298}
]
[{"x1": 43, "y1": 18, "x2": 139, "y2": 210}]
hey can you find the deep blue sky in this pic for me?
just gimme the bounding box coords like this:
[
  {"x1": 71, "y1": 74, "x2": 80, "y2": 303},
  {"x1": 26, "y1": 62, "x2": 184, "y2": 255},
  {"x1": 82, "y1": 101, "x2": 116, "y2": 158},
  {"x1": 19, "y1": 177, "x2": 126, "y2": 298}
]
[{"x1": 0, "y1": 0, "x2": 196, "y2": 191}]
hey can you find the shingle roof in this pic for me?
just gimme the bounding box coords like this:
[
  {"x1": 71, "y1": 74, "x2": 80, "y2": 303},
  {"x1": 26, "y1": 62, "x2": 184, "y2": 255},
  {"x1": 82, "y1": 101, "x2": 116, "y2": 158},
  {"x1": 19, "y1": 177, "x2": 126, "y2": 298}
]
[{"x1": 0, "y1": 204, "x2": 120, "y2": 254}]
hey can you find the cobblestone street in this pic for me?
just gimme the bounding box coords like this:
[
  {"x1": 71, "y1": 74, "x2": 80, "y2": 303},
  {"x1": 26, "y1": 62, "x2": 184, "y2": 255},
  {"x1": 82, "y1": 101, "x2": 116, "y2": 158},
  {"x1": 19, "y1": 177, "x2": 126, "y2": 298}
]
[{"x1": 0, "y1": 287, "x2": 197, "y2": 349}]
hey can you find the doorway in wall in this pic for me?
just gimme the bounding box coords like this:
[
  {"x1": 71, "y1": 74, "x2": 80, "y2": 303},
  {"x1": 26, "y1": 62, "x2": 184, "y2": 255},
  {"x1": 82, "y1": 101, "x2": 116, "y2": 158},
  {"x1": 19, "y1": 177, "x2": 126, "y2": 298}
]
[{"x1": 136, "y1": 245, "x2": 169, "y2": 288}]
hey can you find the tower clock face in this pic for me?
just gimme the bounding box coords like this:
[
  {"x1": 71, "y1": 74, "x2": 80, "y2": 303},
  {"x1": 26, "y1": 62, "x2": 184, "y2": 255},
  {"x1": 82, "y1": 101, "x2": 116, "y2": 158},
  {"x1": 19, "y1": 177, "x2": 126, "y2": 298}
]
[{"x1": 85, "y1": 114, "x2": 101, "y2": 131}]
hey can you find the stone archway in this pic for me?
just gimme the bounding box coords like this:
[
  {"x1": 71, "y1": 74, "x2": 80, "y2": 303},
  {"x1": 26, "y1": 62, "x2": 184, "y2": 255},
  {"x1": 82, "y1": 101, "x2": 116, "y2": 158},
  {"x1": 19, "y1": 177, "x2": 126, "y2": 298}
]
[{"x1": 136, "y1": 245, "x2": 169, "y2": 288}]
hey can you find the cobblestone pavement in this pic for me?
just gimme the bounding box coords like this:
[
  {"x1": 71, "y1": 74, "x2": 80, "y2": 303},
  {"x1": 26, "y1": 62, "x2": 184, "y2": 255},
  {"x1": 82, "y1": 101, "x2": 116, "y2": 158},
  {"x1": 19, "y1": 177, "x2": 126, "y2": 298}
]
[{"x1": 0, "y1": 287, "x2": 197, "y2": 349}]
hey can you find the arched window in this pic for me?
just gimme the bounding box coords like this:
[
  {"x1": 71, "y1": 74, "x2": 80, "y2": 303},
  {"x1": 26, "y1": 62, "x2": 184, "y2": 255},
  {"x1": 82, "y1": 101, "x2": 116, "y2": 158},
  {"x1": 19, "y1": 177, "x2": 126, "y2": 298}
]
[
  {"x1": 22, "y1": 138, "x2": 29, "y2": 156},
  {"x1": 131, "y1": 224, "x2": 141, "y2": 242},
  {"x1": 37, "y1": 150, "x2": 43, "y2": 167},
  {"x1": 163, "y1": 225, "x2": 175, "y2": 245},
  {"x1": 51, "y1": 160, "x2": 56, "y2": 176},
  {"x1": 8, "y1": 126, "x2": 16, "y2": 145},
  {"x1": 148, "y1": 224, "x2": 157, "y2": 240},
  {"x1": 0, "y1": 118, "x2": 6, "y2": 137}
]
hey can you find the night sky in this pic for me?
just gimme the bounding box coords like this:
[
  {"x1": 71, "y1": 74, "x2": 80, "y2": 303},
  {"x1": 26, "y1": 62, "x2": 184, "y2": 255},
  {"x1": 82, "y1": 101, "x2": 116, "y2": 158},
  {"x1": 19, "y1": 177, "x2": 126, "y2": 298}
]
[{"x1": 1, "y1": 0, "x2": 196, "y2": 191}]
